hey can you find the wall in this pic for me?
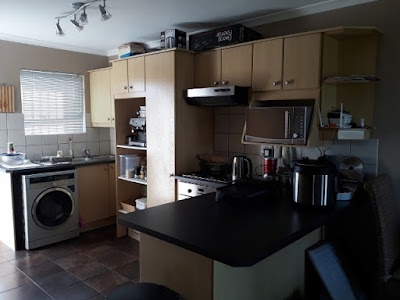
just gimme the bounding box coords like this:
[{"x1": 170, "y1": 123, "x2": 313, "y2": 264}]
[
  {"x1": 0, "y1": 39, "x2": 113, "y2": 159},
  {"x1": 250, "y1": 0, "x2": 400, "y2": 196}
]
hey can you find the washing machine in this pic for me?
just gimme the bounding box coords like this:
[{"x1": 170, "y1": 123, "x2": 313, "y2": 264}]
[{"x1": 22, "y1": 169, "x2": 79, "y2": 250}]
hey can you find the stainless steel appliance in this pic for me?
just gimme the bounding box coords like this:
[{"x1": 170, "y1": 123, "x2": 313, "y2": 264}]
[
  {"x1": 186, "y1": 86, "x2": 249, "y2": 106},
  {"x1": 128, "y1": 106, "x2": 146, "y2": 147},
  {"x1": 22, "y1": 170, "x2": 79, "y2": 249},
  {"x1": 243, "y1": 102, "x2": 314, "y2": 145},
  {"x1": 292, "y1": 159, "x2": 337, "y2": 207},
  {"x1": 177, "y1": 173, "x2": 231, "y2": 200},
  {"x1": 232, "y1": 156, "x2": 252, "y2": 181}
]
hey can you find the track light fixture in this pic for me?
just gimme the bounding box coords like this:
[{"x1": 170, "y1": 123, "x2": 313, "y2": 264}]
[{"x1": 55, "y1": 0, "x2": 111, "y2": 36}]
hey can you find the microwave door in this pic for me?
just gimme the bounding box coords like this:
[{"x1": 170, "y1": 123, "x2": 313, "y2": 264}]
[{"x1": 244, "y1": 107, "x2": 293, "y2": 144}]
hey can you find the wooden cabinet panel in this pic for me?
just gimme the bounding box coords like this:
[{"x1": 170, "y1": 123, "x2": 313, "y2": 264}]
[
  {"x1": 283, "y1": 34, "x2": 322, "y2": 90},
  {"x1": 111, "y1": 60, "x2": 128, "y2": 94},
  {"x1": 128, "y1": 56, "x2": 145, "y2": 92},
  {"x1": 89, "y1": 68, "x2": 113, "y2": 127},
  {"x1": 221, "y1": 44, "x2": 253, "y2": 86},
  {"x1": 78, "y1": 164, "x2": 110, "y2": 224},
  {"x1": 194, "y1": 50, "x2": 221, "y2": 88},
  {"x1": 108, "y1": 163, "x2": 116, "y2": 217},
  {"x1": 252, "y1": 39, "x2": 283, "y2": 91}
]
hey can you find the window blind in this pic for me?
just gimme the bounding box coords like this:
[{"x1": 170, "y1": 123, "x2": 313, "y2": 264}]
[{"x1": 20, "y1": 69, "x2": 86, "y2": 135}]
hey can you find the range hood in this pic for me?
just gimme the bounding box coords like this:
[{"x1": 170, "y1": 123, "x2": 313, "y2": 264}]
[{"x1": 186, "y1": 86, "x2": 249, "y2": 106}]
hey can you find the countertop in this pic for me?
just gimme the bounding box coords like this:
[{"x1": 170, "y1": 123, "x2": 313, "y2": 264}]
[
  {"x1": 0, "y1": 155, "x2": 115, "y2": 173},
  {"x1": 118, "y1": 181, "x2": 355, "y2": 267}
]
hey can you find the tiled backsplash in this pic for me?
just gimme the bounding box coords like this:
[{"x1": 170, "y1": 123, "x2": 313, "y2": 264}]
[
  {"x1": 0, "y1": 113, "x2": 115, "y2": 160},
  {"x1": 213, "y1": 107, "x2": 379, "y2": 179}
]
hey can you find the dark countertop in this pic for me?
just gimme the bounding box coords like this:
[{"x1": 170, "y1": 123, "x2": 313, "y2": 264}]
[
  {"x1": 118, "y1": 181, "x2": 355, "y2": 267},
  {"x1": 0, "y1": 155, "x2": 115, "y2": 174}
]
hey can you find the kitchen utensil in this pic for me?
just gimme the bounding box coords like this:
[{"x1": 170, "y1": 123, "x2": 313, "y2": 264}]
[
  {"x1": 339, "y1": 156, "x2": 364, "y2": 182},
  {"x1": 232, "y1": 156, "x2": 252, "y2": 181},
  {"x1": 292, "y1": 159, "x2": 337, "y2": 207},
  {"x1": 264, "y1": 157, "x2": 277, "y2": 175},
  {"x1": 1, "y1": 152, "x2": 25, "y2": 165}
]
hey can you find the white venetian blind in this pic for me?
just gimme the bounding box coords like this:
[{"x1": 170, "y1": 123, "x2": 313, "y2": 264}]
[{"x1": 20, "y1": 69, "x2": 85, "y2": 135}]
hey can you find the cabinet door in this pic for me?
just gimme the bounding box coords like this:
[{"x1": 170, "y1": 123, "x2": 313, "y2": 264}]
[
  {"x1": 111, "y1": 60, "x2": 128, "y2": 94},
  {"x1": 194, "y1": 50, "x2": 221, "y2": 88},
  {"x1": 252, "y1": 39, "x2": 283, "y2": 91},
  {"x1": 221, "y1": 44, "x2": 253, "y2": 86},
  {"x1": 283, "y1": 33, "x2": 322, "y2": 90},
  {"x1": 128, "y1": 56, "x2": 145, "y2": 92},
  {"x1": 108, "y1": 163, "x2": 116, "y2": 217},
  {"x1": 78, "y1": 164, "x2": 110, "y2": 223},
  {"x1": 89, "y1": 69, "x2": 113, "y2": 127}
]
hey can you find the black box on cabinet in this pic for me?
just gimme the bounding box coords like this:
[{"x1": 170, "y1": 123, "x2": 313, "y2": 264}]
[{"x1": 160, "y1": 29, "x2": 187, "y2": 50}]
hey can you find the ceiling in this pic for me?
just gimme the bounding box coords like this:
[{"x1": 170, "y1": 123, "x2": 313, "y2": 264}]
[{"x1": 0, "y1": 0, "x2": 374, "y2": 56}]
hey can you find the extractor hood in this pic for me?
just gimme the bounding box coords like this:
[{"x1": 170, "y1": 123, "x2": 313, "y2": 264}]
[{"x1": 186, "y1": 86, "x2": 249, "y2": 106}]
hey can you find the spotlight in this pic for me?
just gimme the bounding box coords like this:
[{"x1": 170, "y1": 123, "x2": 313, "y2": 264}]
[
  {"x1": 99, "y1": 0, "x2": 111, "y2": 21},
  {"x1": 71, "y1": 15, "x2": 84, "y2": 31},
  {"x1": 56, "y1": 19, "x2": 64, "y2": 36},
  {"x1": 79, "y1": 8, "x2": 87, "y2": 24}
]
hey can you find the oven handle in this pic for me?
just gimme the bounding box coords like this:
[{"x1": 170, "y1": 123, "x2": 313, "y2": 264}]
[{"x1": 285, "y1": 110, "x2": 291, "y2": 139}]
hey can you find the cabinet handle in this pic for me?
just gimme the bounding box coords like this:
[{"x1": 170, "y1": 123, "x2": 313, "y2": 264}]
[
  {"x1": 104, "y1": 166, "x2": 109, "y2": 170},
  {"x1": 107, "y1": 118, "x2": 111, "y2": 121},
  {"x1": 273, "y1": 81, "x2": 280, "y2": 86},
  {"x1": 111, "y1": 118, "x2": 115, "y2": 121},
  {"x1": 222, "y1": 80, "x2": 229, "y2": 85},
  {"x1": 284, "y1": 80, "x2": 293, "y2": 85},
  {"x1": 129, "y1": 85, "x2": 133, "y2": 89},
  {"x1": 213, "y1": 81, "x2": 219, "y2": 86},
  {"x1": 123, "y1": 86, "x2": 128, "y2": 90},
  {"x1": 110, "y1": 165, "x2": 114, "y2": 169}
]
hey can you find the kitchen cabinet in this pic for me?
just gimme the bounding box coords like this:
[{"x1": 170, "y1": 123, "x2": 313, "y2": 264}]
[
  {"x1": 78, "y1": 163, "x2": 115, "y2": 225},
  {"x1": 252, "y1": 33, "x2": 321, "y2": 92},
  {"x1": 108, "y1": 163, "x2": 116, "y2": 216},
  {"x1": 194, "y1": 44, "x2": 253, "y2": 87},
  {"x1": 89, "y1": 67, "x2": 114, "y2": 127},
  {"x1": 111, "y1": 56, "x2": 145, "y2": 95}
]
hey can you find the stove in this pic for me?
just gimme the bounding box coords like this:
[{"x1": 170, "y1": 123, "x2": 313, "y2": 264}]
[{"x1": 181, "y1": 172, "x2": 232, "y2": 184}]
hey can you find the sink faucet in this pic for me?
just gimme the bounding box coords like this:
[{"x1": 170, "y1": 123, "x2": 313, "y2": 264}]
[{"x1": 83, "y1": 148, "x2": 90, "y2": 158}]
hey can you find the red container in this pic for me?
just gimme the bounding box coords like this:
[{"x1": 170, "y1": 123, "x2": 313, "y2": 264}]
[{"x1": 264, "y1": 157, "x2": 277, "y2": 175}]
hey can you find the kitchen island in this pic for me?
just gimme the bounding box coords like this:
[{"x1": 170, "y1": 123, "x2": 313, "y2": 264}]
[{"x1": 118, "y1": 181, "x2": 355, "y2": 299}]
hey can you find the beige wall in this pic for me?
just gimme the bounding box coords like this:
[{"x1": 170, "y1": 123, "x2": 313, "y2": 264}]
[
  {"x1": 0, "y1": 40, "x2": 109, "y2": 113},
  {"x1": 253, "y1": 0, "x2": 400, "y2": 199}
]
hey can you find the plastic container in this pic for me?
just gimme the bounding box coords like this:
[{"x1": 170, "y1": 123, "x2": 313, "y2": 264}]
[
  {"x1": 135, "y1": 197, "x2": 147, "y2": 210},
  {"x1": 125, "y1": 156, "x2": 140, "y2": 178},
  {"x1": 1, "y1": 152, "x2": 25, "y2": 165},
  {"x1": 119, "y1": 154, "x2": 138, "y2": 176}
]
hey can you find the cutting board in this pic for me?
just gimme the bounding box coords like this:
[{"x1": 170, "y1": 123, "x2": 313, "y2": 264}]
[{"x1": 0, "y1": 85, "x2": 15, "y2": 112}]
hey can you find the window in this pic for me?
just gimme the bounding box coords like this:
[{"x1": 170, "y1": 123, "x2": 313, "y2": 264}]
[{"x1": 20, "y1": 69, "x2": 85, "y2": 135}]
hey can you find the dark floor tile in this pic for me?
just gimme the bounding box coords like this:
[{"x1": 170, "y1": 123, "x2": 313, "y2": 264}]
[
  {"x1": 85, "y1": 270, "x2": 129, "y2": 296},
  {"x1": 0, "y1": 270, "x2": 30, "y2": 292},
  {"x1": 1, "y1": 249, "x2": 36, "y2": 261},
  {"x1": 107, "y1": 237, "x2": 139, "y2": 259},
  {"x1": 86, "y1": 294, "x2": 106, "y2": 300},
  {"x1": 22, "y1": 261, "x2": 64, "y2": 282},
  {"x1": 68, "y1": 260, "x2": 108, "y2": 281},
  {"x1": 35, "y1": 270, "x2": 80, "y2": 294},
  {"x1": 0, "y1": 282, "x2": 52, "y2": 300},
  {"x1": 114, "y1": 260, "x2": 140, "y2": 282},
  {"x1": 95, "y1": 252, "x2": 134, "y2": 270},
  {"x1": 83, "y1": 245, "x2": 116, "y2": 259},
  {"x1": 0, "y1": 262, "x2": 18, "y2": 277},
  {"x1": 51, "y1": 281, "x2": 98, "y2": 300},
  {"x1": 11, "y1": 253, "x2": 50, "y2": 270},
  {"x1": 40, "y1": 243, "x2": 80, "y2": 260},
  {"x1": 56, "y1": 253, "x2": 93, "y2": 270}
]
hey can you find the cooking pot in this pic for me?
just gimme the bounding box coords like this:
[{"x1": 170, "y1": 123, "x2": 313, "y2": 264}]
[{"x1": 292, "y1": 159, "x2": 337, "y2": 207}]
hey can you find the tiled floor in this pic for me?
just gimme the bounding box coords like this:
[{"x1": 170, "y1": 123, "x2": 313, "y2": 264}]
[{"x1": 0, "y1": 225, "x2": 140, "y2": 299}]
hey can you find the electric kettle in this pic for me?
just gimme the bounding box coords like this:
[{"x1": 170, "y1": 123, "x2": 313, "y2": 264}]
[{"x1": 232, "y1": 156, "x2": 252, "y2": 181}]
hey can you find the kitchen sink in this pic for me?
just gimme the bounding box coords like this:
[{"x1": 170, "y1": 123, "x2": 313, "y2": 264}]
[{"x1": 72, "y1": 155, "x2": 115, "y2": 162}]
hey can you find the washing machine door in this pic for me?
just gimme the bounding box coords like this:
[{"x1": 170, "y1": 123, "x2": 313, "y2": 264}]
[{"x1": 32, "y1": 187, "x2": 74, "y2": 229}]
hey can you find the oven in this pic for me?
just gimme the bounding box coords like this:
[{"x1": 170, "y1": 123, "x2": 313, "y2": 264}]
[{"x1": 177, "y1": 173, "x2": 231, "y2": 200}]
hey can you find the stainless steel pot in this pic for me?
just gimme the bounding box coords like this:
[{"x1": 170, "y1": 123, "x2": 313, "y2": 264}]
[{"x1": 292, "y1": 159, "x2": 337, "y2": 207}]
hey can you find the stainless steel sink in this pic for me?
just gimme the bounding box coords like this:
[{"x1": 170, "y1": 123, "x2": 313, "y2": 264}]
[{"x1": 72, "y1": 155, "x2": 115, "y2": 162}]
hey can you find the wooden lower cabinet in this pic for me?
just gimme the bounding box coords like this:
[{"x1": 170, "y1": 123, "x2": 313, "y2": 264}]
[{"x1": 77, "y1": 163, "x2": 115, "y2": 226}]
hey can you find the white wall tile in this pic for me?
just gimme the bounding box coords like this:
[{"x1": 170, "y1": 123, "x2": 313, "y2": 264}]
[
  {"x1": 73, "y1": 133, "x2": 87, "y2": 143},
  {"x1": 229, "y1": 114, "x2": 245, "y2": 134},
  {"x1": 42, "y1": 135, "x2": 58, "y2": 145},
  {"x1": 364, "y1": 164, "x2": 378, "y2": 179},
  {"x1": 110, "y1": 145, "x2": 115, "y2": 155},
  {"x1": 0, "y1": 130, "x2": 7, "y2": 148},
  {"x1": 26, "y1": 145, "x2": 43, "y2": 160},
  {"x1": 0, "y1": 147, "x2": 6, "y2": 154},
  {"x1": 99, "y1": 128, "x2": 111, "y2": 141},
  {"x1": 58, "y1": 143, "x2": 70, "y2": 156},
  {"x1": 246, "y1": 154, "x2": 263, "y2": 176},
  {"x1": 6, "y1": 113, "x2": 24, "y2": 129},
  {"x1": 86, "y1": 142, "x2": 100, "y2": 156},
  {"x1": 214, "y1": 133, "x2": 229, "y2": 153},
  {"x1": 0, "y1": 114, "x2": 6, "y2": 129},
  {"x1": 110, "y1": 129, "x2": 115, "y2": 142},
  {"x1": 42, "y1": 144, "x2": 58, "y2": 156},
  {"x1": 100, "y1": 141, "x2": 111, "y2": 155},
  {"x1": 325, "y1": 140, "x2": 351, "y2": 156},
  {"x1": 301, "y1": 147, "x2": 321, "y2": 160},
  {"x1": 16, "y1": 146, "x2": 26, "y2": 155},
  {"x1": 58, "y1": 134, "x2": 72, "y2": 144},
  {"x1": 229, "y1": 133, "x2": 245, "y2": 153},
  {"x1": 8, "y1": 129, "x2": 25, "y2": 146},
  {"x1": 86, "y1": 113, "x2": 92, "y2": 128},
  {"x1": 244, "y1": 144, "x2": 262, "y2": 155},
  {"x1": 86, "y1": 128, "x2": 99, "y2": 142},
  {"x1": 229, "y1": 106, "x2": 246, "y2": 114},
  {"x1": 26, "y1": 135, "x2": 43, "y2": 145},
  {"x1": 214, "y1": 114, "x2": 229, "y2": 133},
  {"x1": 73, "y1": 142, "x2": 87, "y2": 157},
  {"x1": 350, "y1": 139, "x2": 379, "y2": 165}
]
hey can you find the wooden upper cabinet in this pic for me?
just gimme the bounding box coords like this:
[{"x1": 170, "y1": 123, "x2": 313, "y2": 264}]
[
  {"x1": 111, "y1": 60, "x2": 129, "y2": 94},
  {"x1": 128, "y1": 56, "x2": 145, "y2": 92},
  {"x1": 283, "y1": 33, "x2": 322, "y2": 90},
  {"x1": 194, "y1": 50, "x2": 221, "y2": 88},
  {"x1": 89, "y1": 68, "x2": 113, "y2": 127},
  {"x1": 252, "y1": 39, "x2": 283, "y2": 91},
  {"x1": 221, "y1": 44, "x2": 253, "y2": 86}
]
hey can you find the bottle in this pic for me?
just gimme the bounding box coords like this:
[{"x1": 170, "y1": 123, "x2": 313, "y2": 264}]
[
  {"x1": 68, "y1": 138, "x2": 74, "y2": 158},
  {"x1": 7, "y1": 142, "x2": 15, "y2": 154}
]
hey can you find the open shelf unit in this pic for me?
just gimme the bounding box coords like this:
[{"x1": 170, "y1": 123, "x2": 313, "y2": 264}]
[
  {"x1": 117, "y1": 144, "x2": 147, "y2": 150},
  {"x1": 118, "y1": 176, "x2": 147, "y2": 185}
]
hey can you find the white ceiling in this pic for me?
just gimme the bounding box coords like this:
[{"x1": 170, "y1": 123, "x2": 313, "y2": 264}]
[{"x1": 0, "y1": 0, "x2": 375, "y2": 56}]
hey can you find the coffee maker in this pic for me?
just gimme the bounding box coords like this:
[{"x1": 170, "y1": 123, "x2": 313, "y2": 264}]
[{"x1": 127, "y1": 106, "x2": 146, "y2": 147}]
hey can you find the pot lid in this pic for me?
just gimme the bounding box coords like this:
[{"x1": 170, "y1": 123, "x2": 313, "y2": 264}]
[{"x1": 293, "y1": 158, "x2": 337, "y2": 175}]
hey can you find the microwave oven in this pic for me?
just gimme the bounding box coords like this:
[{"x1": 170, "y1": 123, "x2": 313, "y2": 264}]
[{"x1": 243, "y1": 104, "x2": 314, "y2": 145}]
